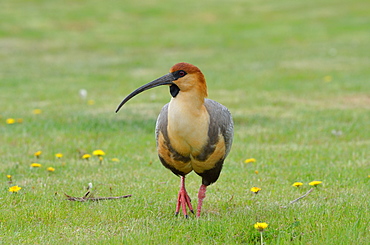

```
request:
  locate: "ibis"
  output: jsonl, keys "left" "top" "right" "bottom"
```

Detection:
{"left": 116, "top": 62, "right": 233, "bottom": 217}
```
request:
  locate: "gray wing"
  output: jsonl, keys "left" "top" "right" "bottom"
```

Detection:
{"left": 155, "top": 103, "right": 169, "bottom": 145}
{"left": 204, "top": 98, "right": 233, "bottom": 158}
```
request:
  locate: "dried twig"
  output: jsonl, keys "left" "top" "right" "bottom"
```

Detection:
{"left": 280, "top": 188, "right": 315, "bottom": 208}
{"left": 64, "top": 193, "right": 132, "bottom": 202}
{"left": 228, "top": 194, "right": 234, "bottom": 202}
{"left": 289, "top": 188, "right": 314, "bottom": 205}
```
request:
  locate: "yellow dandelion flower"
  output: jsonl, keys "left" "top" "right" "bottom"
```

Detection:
{"left": 9, "top": 185, "right": 22, "bottom": 193}
{"left": 111, "top": 158, "right": 119, "bottom": 162}
{"left": 47, "top": 167, "right": 55, "bottom": 172}
{"left": 99, "top": 156, "right": 103, "bottom": 162}
{"left": 292, "top": 182, "right": 303, "bottom": 187}
{"left": 323, "top": 75, "right": 332, "bottom": 83}
{"left": 254, "top": 222, "right": 268, "bottom": 231}
{"left": 309, "top": 181, "right": 322, "bottom": 186}
{"left": 368, "top": 175, "right": 370, "bottom": 178}
{"left": 254, "top": 170, "right": 259, "bottom": 174}
{"left": 34, "top": 151, "right": 42, "bottom": 157}
{"left": 30, "top": 163, "right": 42, "bottom": 168}
{"left": 93, "top": 149, "right": 105, "bottom": 156}
{"left": 6, "top": 118, "right": 16, "bottom": 124}
{"left": 55, "top": 153, "right": 63, "bottom": 158}
{"left": 7, "top": 175, "right": 12, "bottom": 179}
{"left": 32, "top": 109, "right": 42, "bottom": 114}
{"left": 244, "top": 158, "right": 256, "bottom": 164}
{"left": 250, "top": 187, "right": 261, "bottom": 193}
{"left": 82, "top": 154, "right": 91, "bottom": 159}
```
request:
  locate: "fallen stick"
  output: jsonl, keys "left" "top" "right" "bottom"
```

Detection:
{"left": 289, "top": 188, "right": 314, "bottom": 205}
{"left": 64, "top": 193, "right": 132, "bottom": 202}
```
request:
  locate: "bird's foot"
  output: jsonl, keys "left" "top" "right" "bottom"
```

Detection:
{"left": 175, "top": 176, "right": 194, "bottom": 217}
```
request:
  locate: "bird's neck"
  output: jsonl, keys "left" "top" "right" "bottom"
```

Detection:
{"left": 169, "top": 90, "right": 207, "bottom": 120}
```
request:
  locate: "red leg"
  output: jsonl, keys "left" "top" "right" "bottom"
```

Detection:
{"left": 175, "top": 176, "right": 194, "bottom": 217}
{"left": 196, "top": 184, "right": 207, "bottom": 217}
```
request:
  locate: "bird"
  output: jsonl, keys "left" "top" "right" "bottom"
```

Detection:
{"left": 115, "top": 62, "right": 233, "bottom": 217}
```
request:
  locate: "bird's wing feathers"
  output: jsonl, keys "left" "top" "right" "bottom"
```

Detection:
{"left": 204, "top": 98, "right": 233, "bottom": 158}
{"left": 155, "top": 103, "right": 169, "bottom": 143}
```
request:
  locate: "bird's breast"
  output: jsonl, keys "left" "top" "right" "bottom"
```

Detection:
{"left": 167, "top": 101, "right": 210, "bottom": 157}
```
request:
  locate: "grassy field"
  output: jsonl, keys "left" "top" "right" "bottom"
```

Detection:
{"left": 1, "top": 0, "right": 369, "bottom": 244}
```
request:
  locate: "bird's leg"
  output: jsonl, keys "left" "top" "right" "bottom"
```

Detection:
{"left": 175, "top": 176, "right": 194, "bottom": 218}
{"left": 196, "top": 184, "right": 207, "bottom": 217}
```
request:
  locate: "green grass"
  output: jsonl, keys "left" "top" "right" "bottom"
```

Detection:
{"left": 1, "top": 0, "right": 369, "bottom": 244}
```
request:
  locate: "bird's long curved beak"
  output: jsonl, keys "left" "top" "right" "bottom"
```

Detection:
{"left": 115, "top": 73, "right": 175, "bottom": 113}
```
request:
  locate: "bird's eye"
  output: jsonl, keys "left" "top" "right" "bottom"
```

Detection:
{"left": 173, "top": 70, "right": 187, "bottom": 80}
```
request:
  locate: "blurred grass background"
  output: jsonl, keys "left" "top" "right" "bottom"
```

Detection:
{"left": 1, "top": 0, "right": 369, "bottom": 244}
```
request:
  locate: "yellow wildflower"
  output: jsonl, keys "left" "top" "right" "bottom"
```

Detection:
{"left": 323, "top": 75, "right": 332, "bottom": 83}
{"left": 254, "top": 170, "right": 259, "bottom": 174}
{"left": 93, "top": 149, "right": 105, "bottom": 156}
{"left": 292, "top": 182, "right": 303, "bottom": 187}
{"left": 82, "top": 154, "right": 91, "bottom": 159}
{"left": 87, "top": 100, "right": 95, "bottom": 105}
{"left": 309, "top": 181, "right": 322, "bottom": 186}
{"left": 244, "top": 158, "right": 256, "bottom": 164}
{"left": 250, "top": 187, "right": 261, "bottom": 193}
{"left": 34, "top": 151, "right": 42, "bottom": 157}
{"left": 47, "top": 167, "right": 55, "bottom": 172}
{"left": 32, "top": 109, "right": 42, "bottom": 114}
{"left": 30, "top": 163, "right": 42, "bottom": 168}
{"left": 254, "top": 222, "right": 268, "bottom": 231}
{"left": 17, "top": 118, "right": 23, "bottom": 123}
{"left": 55, "top": 153, "right": 63, "bottom": 158}
{"left": 6, "top": 118, "right": 16, "bottom": 124}
{"left": 9, "top": 185, "right": 22, "bottom": 193}
{"left": 111, "top": 158, "right": 119, "bottom": 162}
{"left": 7, "top": 175, "right": 12, "bottom": 179}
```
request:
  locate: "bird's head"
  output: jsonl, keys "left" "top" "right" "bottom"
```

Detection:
{"left": 115, "top": 62, "right": 207, "bottom": 113}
